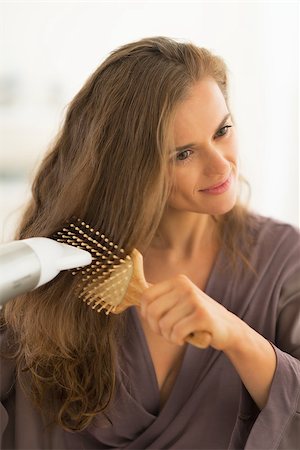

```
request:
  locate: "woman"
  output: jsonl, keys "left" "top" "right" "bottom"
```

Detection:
{"left": 1, "top": 36, "right": 299, "bottom": 449}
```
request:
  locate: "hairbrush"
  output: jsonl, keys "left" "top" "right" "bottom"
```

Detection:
{"left": 51, "top": 217, "right": 212, "bottom": 349}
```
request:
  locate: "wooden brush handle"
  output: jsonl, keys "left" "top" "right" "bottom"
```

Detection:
{"left": 124, "top": 248, "right": 212, "bottom": 350}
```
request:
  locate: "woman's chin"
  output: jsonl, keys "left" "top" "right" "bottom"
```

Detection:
{"left": 203, "top": 195, "right": 238, "bottom": 216}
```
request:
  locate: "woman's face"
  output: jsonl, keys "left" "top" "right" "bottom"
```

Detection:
{"left": 168, "top": 76, "right": 239, "bottom": 216}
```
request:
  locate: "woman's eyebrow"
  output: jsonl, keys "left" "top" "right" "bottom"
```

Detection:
{"left": 174, "top": 112, "right": 232, "bottom": 152}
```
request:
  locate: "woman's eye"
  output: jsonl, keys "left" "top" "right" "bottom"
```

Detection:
{"left": 176, "top": 149, "right": 192, "bottom": 162}
{"left": 175, "top": 124, "right": 233, "bottom": 163}
{"left": 215, "top": 125, "right": 232, "bottom": 138}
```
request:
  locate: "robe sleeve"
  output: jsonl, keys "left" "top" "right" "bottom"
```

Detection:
{"left": 229, "top": 263, "right": 300, "bottom": 449}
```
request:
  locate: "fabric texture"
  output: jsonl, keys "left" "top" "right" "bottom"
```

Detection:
{"left": 1, "top": 212, "right": 299, "bottom": 449}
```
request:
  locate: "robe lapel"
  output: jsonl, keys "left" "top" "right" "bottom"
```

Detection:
{"left": 123, "top": 246, "right": 233, "bottom": 448}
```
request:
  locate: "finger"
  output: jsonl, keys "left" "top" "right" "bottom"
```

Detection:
{"left": 144, "top": 288, "right": 183, "bottom": 334}
{"left": 140, "top": 274, "right": 191, "bottom": 315}
{"left": 157, "top": 301, "right": 196, "bottom": 341}
{"left": 140, "top": 282, "right": 174, "bottom": 317}
{"left": 169, "top": 311, "right": 209, "bottom": 346}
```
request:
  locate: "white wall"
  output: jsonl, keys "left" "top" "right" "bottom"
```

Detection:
{"left": 0, "top": 1, "right": 299, "bottom": 241}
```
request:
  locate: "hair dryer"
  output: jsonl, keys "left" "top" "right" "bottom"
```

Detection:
{"left": 0, "top": 238, "right": 92, "bottom": 306}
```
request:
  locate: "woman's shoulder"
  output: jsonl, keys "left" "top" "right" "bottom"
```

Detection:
{"left": 246, "top": 210, "right": 299, "bottom": 246}
{"left": 245, "top": 210, "right": 300, "bottom": 276}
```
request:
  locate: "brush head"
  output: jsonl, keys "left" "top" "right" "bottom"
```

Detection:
{"left": 51, "top": 217, "right": 140, "bottom": 314}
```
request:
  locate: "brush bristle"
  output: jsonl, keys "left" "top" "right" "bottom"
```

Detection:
{"left": 51, "top": 217, "right": 133, "bottom": 314}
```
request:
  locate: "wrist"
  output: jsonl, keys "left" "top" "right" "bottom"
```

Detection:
{"left": 222, "top": 311, "right": 251, "bottom": 355}
{"left": 223, "top": 314, "right": 275, "bottom": 364}
{"left": 221, "top": 314, "right": 277, "bottom": 410}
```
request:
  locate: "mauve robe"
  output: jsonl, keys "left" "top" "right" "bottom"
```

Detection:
{"left": 1, "top": 212, "right": 300, "bottom": 449}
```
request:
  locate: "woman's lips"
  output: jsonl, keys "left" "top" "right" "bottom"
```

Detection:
{"left": 200, "top": 173, "right": 233, "bottom": 195}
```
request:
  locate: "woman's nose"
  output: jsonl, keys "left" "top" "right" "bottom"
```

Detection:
{"left": 201, "top": 146, "right": 231, "bottom": 176}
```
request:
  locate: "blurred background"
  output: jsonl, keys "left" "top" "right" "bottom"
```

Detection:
{"left": 0, "top": 0, "right": 299, "bottom": 242}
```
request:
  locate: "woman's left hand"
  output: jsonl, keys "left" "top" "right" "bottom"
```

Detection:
{"left": 140, "top": 273, "right": 242, "bottom": 352}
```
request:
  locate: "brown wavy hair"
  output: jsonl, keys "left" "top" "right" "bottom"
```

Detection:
{"left": 1, "top": 36, "right": 258, "bottom": 432}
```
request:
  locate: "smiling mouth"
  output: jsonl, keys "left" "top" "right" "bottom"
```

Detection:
{"left": 200, "top": 172, "right": 231, "bottom": 191}
{"left": 197, "top": 174, "right": 232, "bottom": 195}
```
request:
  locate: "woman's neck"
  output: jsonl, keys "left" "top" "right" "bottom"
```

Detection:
{"left": 149, "top": 211, "right": 218, "bottom": 261}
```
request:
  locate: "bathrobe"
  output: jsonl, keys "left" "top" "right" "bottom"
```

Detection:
{"left": 1, "top": 212, "right": 299, "bottom": 449}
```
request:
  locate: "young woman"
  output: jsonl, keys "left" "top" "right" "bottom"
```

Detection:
{"left": 1, "top": 36, "right": 299, "bottom": 449}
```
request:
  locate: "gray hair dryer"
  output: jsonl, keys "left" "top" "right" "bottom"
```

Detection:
{"left": 0, "top": 238, "right": 92, "bottom": 306}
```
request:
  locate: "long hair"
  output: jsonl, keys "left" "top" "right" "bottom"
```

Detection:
{"left": 1, "top": 36, "right": 257, "bottom": 431}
